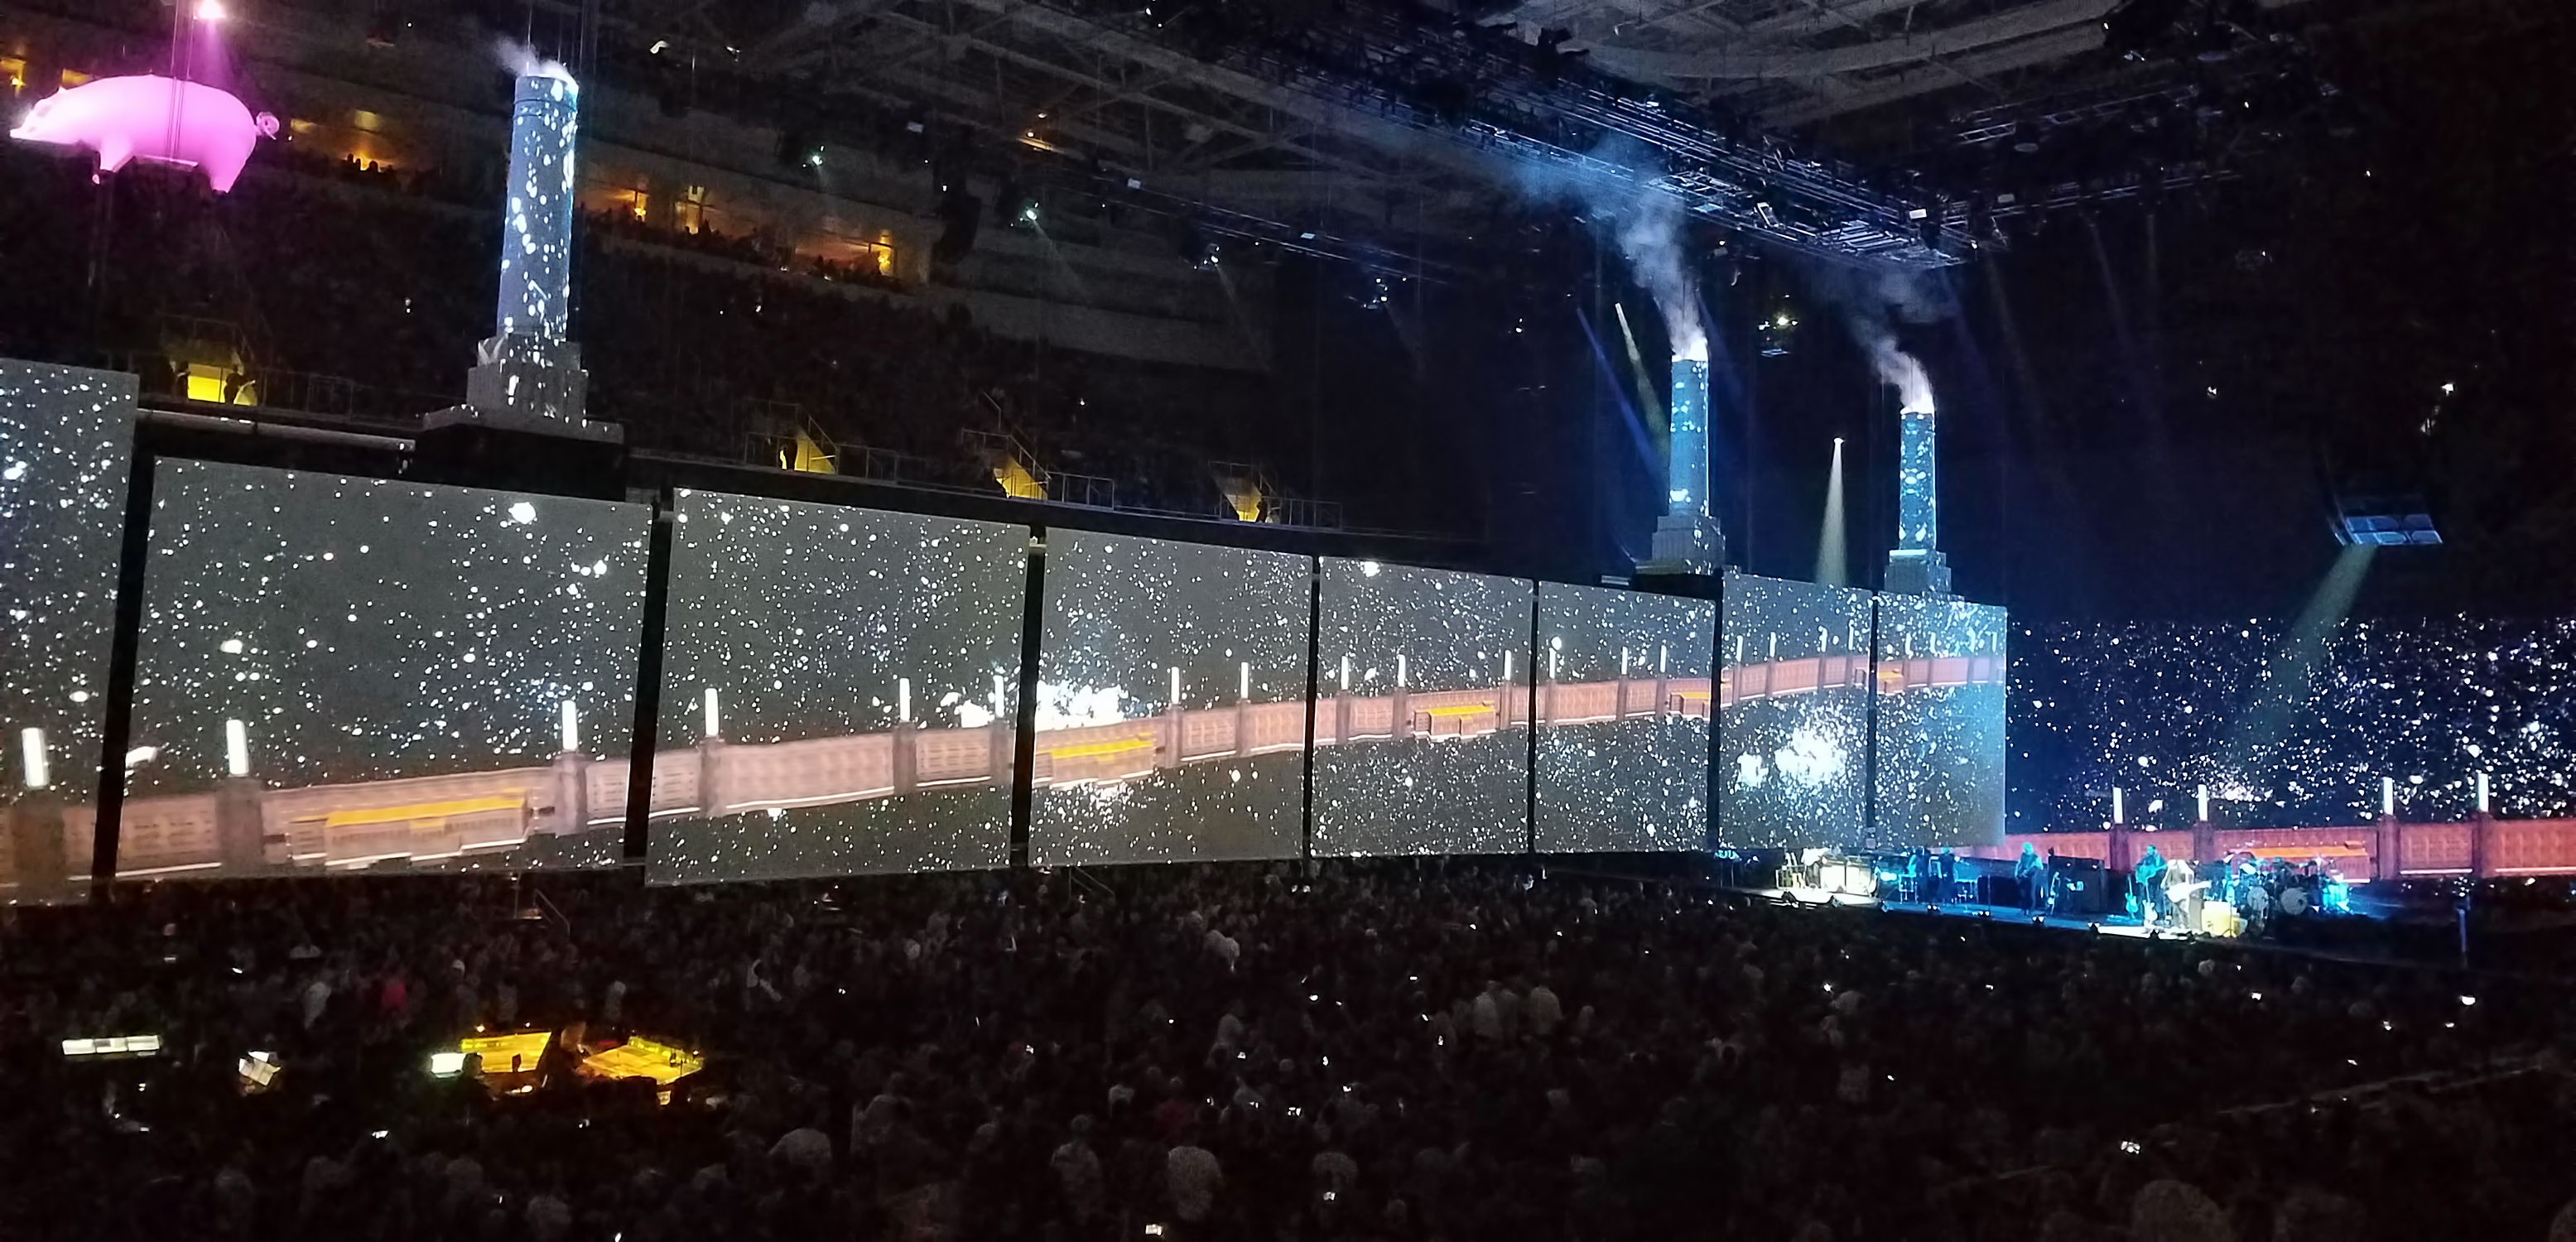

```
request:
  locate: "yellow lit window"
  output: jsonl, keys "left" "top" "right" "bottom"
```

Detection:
{"left": 183, "top": 367, "right": 224, "bottom": 404}
{"left": 2, "top": 58, "right": 26, "bottom": 96}
{"left": 674, "top": 185, "right": 707, "bottom": 233}
{"left": 181, "top": 363, "right": 257, "bottom": 406}
{"left": 58, "top": 68, "right": 90, "bottom": 88}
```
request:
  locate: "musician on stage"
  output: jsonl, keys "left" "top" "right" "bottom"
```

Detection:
{"left": 2014, "top": 842, "right": 2044, "bottom": 913}
{"left": 2164, "top": 854, "right": 2207, "bottom": 933}
{"left": 2133, "top": 845, "right": 2169, "bottom": 924}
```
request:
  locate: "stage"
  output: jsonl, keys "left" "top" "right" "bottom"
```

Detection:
{"left": 1757, "top": 888, "right": 2224, "bottom": 939}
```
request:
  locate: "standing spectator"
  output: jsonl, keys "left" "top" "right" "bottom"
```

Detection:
{"left": 1167, "top": 1129, "right": 1224, "bottom": 1235}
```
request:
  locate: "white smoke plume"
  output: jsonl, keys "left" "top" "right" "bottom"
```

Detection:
{"left": 1814, "top": 263, "right": 1948, "bottom": 415}
{"left": 1864, "top": 332, "right": 1935, "bottom": 415}
{"left": 1515, "top": 140, "right": 1706, "bottom": 363}
{"left": 1616, "top": 193, "right": 1707, "bottom": 363}
{"left": 496, "top": 39, "right": 577, "bottom": 84}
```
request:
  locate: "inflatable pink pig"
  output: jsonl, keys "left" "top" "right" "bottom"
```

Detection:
{"left": 9, "top": 75, "right": 277, "bottom": 192}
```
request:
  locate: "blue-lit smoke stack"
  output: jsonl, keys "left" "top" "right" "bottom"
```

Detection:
{"left": 1668, "top": 357, "right": 1710, "bottom": 522}
{"left": 1641, "top": 355, "right": 1721, "bottom": 573}
{"left": 1875, "top": 339, "right": 1950, "bottom": 595}
{"left": 1896, "top": 409, "right": 1935, "bottom": 551}
{"left": 458, "top": 60, "right": 595, "bottom": 431}
{"left": 497, "top": 73, "right": 577, "bottom": 344}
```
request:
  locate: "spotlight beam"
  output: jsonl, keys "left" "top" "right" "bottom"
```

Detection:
{"left": 1815, "top": 437, "right": 1848, "bottom": 586}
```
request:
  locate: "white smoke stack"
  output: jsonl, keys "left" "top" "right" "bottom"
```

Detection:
{"left": 452, "top": 40, "right": 597, "bottom": 431}
{"left": 1862, "top": 325, "right": 1947, "bottom": 593}
{"left": 493, "top": 54, "right": 580, "bottom": 344}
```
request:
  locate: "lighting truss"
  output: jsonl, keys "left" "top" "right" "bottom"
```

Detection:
{"left": 1143, "top": 0, "right": 1978, "bottom": 266}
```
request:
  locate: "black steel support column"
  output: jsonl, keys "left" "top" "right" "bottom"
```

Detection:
{"left": 1299, "top": 557, "right": 1322, "bottom": 861}
{"left": 89, "top": 445, "right": 156, "bottom": 901}
{"left": 1009, "top": 528, "right": 1047, "bottom": 869}
{"left": 1524, "top": 582, "right": 1540, "bottom": 857}
{"left": 622, "top": 490, "right": 675, "bottom": 864}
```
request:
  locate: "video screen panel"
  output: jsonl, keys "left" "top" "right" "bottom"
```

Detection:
{"left": 123, "top": 462, "right": 648, "bottom": 876}
{"left": 1032, "top": 530, "right": 1310, "bottom": 865}
{"left": 2014, "top": 618, "right": 2576, "bottom": 830}
{"left": 1534, "top": 584, "right": 1714, "bottom": 853}
{"left": 652, "top": 493, "right": 1025, "bottom": 881}
{"left": 1716, "top": 575, "right": 1875, "bottom": 849}
{"left": 0, "top": 363, "right": 137, "bottom": 902}
{"left": 1873, "top": 595, "right": 2009, "bottom": 848}
{"left": 1312, "top": 559, "right": 1532, "bottom": 857}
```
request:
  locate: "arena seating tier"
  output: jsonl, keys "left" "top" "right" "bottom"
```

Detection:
{"left": 0, "top": 141, "right": 1288, "bottom": 522}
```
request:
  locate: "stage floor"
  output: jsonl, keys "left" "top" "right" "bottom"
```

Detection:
{"left": 1736, "top": 887, "right": 2453, "bottom": 970}
{"left": 1757, "top": 888, "right": 2212, "bottom": 939}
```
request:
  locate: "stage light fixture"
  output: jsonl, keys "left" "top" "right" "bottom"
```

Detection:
{"left": 1758, "top": 306, "right": 1798, "bottom": 357}
{"left": 2333, "top": 477, "right": 2441, "bottom": 546}
{"left": 2335, "top": 508, "right": 2439, "bottom": 546}
{"left": 194, "top": 0, "right": 227, "bottom": 22}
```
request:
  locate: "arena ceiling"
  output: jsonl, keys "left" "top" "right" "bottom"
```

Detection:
{"left": 1492, "top": 0, "right": 2320, "bottom": 128}
{"left": 561, "top": 0, "right": 2336, "bottom": 257}
{"left": 587, "top": 0, "right": 1522, "bottom": 243}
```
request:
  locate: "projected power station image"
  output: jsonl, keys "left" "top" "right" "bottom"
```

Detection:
{"left": 651, "top": 493, "right": 1026, "bottom": 882}
{"left": 1872, "top": 595, "right": 2009, "bottom": 848}
{"left": 1312, "top": 559, "right": 1534, "bottom": 856}
{"left": 0, "top": 362, "right": 136, "bottom": 903}
{"left": 1717, "top": 575, "right": 1875, "bottom": 848}
{"left": 1534, "top": 583, "right": 1715, "bottom": 853}
{"left": 1032, "top": 531, "right": 1311, "bottom": 866}
{"left": 118, "top": 462, "right": 649, "bottom": 877}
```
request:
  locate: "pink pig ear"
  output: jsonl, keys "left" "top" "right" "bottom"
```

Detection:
{"left": 254, "top": 112, "right": 281, "bottom": 137}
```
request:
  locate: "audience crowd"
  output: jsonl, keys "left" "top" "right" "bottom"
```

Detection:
{"left": 3, "top": 859, "right": 2572, "bottom": 1242}
{"left": 0, "top": 142, "right": 1285, "bottom": 519}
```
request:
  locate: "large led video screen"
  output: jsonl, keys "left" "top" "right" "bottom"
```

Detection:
{"left": 0, "top": 362, "right": 136, "bottom": 902}
{"left": 1312, "top": 559, "right": 1532, "bottom": 857}
{"left": 1873, "top": 595, "right": 2008, "bottom": 848}
{"left": 123, "top": 462, "right": 648, "bottom": 876}
{"left": 1533, "top": 583, "right": 1714, "bottom": 853}
{"left": 652, "top": 493, "right": 1025, "bottom": 881}
{"left": 1716, "top": 575, "right": 1875, "bottom": 848}
{"left": 2012, "top": 617, "right": 2576, "bottom": 830}
{"left": 1031, "top": 530, "right": 1310, "bottom": 865}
